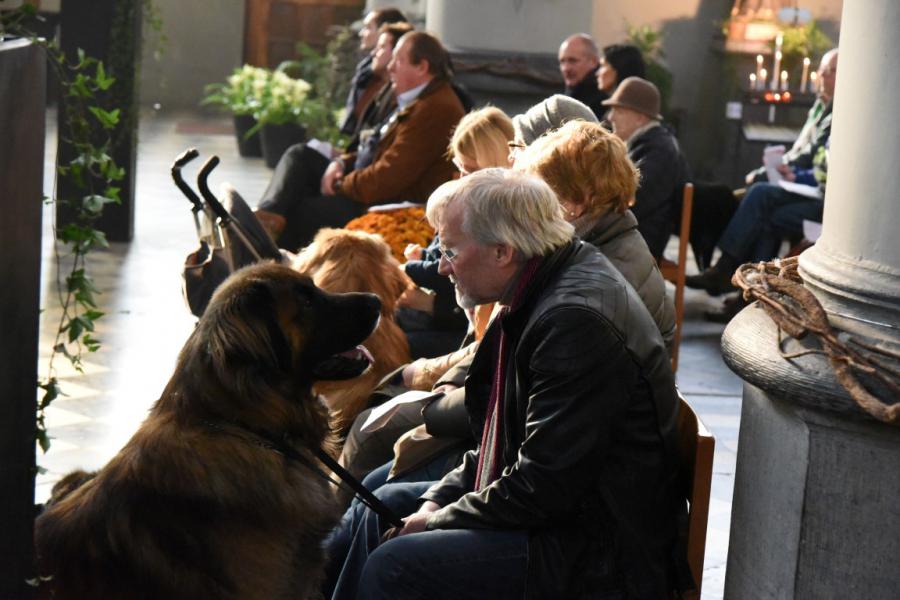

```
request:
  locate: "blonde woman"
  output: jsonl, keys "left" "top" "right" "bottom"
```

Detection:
{"left": 448, "top": 106, "right": 516, "bottom": 175}
{"left": 514, "top": 119, "right": 676, "bottom": 348}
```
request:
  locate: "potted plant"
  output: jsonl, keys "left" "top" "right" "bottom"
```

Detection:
{"left": 202, "top": 65, "right": 269, "bottom": 158}
{"left": 254, "top": 66, "right": 314, "bottom": 168}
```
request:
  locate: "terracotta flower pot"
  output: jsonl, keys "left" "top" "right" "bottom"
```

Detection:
{"left": 259, "top": 122, "right": 306, "bottom": 168}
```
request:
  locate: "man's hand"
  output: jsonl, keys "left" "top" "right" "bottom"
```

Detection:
{"left": 320, "top": 161, "right": 344, "bottom": 195}
{"left": 397, "top": 501, "right": 440, "bottom": 537}
{"left": 776, "top": 163, "right": 796, "bottom": 182}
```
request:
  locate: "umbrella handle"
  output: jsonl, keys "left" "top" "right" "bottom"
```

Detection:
{"left": 171, "top": 148, "right": 204, "bottom": 212}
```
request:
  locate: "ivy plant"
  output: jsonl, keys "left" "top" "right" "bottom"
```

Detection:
{"left": 2, "top": 5, "right": 125, "bottom": 459}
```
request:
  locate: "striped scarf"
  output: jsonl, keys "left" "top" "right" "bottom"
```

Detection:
{"left": 474, "top": 256, "right": 542, "bottom": 491}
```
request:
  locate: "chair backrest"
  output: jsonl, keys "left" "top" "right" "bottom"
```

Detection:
{"left": 659, "top": 183, "right": 694, "bottom": 372}
{"left": 676, "top": 391, "right": 715, "bottom": 600}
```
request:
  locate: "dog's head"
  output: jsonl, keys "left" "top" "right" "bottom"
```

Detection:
{"left": 170, "top": 263, "right": 381, "bottom": 429}
{"left": 291, "top": 228, "right": 411, "bottom": 315}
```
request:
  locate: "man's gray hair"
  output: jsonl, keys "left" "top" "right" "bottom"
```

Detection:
{"left": 426, "top": 168, "right": 574, "bottom": 259}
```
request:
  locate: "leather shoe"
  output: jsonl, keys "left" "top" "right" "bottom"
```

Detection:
{"left": 685, "top": 267, "right": 736, "bottom": 296}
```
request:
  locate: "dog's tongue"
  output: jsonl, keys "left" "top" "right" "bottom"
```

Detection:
{"left": 338, "top": 345, "right": 374, "bottom": 364}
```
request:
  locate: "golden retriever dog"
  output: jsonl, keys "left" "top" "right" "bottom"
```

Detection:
{"left": 291, "top": 228, "right": 412, "bottom": 433}
{"left": 34, "top": 263, "right": 381, "bottom": 600}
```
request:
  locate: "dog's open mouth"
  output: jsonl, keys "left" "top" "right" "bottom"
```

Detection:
{"left": 311, "top": 344, "right": 375, "bottom": 381}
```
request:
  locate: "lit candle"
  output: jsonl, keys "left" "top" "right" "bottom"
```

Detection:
{"left": 800, "top": 57, "right": 811, "bottom": 93}
{"left": 771, "top": 51, "right": 782, "bottom": 90}
{"left": 809, "top": 71, "right": 818, "bottom": 94}
{"left": 775, "top": 32, "right": 783, "bottom": 52}
{"left": 780, "top": 70, "right": 788, "bottom": 91}
{"left": 759, "top": 68, "right": 768, "bottom": 91}
{"left": 756, "top": 54, "right": 764, "bottom": 81}
{"left": 749, "top": 73, "right": 757, "bottom": 90}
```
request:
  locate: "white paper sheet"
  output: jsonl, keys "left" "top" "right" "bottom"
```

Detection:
{"left": 360, "top": 390, "right": 443, "bottom": 433}
{"left": 764, "top": 145, "right": 786, "bottom": 183}
{"left": 778, "top": 180, "right": 823, "bottom": 200}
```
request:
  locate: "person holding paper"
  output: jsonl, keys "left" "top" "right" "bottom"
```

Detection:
{"left": 323, "top": 170, "right": 690, "bottom": 599}
{"left": 686, "top": 139, "right": 830, "bottom": 297}
{"left": 745, "top": 48, "right": 838, "bottom": 185}
{"left": 686, "top": 49, "right": 837, "bottom": 299}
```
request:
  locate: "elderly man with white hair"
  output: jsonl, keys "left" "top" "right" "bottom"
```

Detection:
{"left": 322, "top": 169, "right": 690, "bottom": 600}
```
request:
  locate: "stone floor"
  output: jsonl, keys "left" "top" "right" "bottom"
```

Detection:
{"left": 35, "top": 109, "right": 743, "bottom": 599}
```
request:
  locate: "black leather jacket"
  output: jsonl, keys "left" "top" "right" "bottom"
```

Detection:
{"left": 421, "top": 241, "right": 686, "bottom": 599}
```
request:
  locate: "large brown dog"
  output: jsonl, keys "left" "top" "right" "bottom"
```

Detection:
{"left": 34, "top": 263, "right": 381, "bottom": 600}
{"left": 291, "top": 228, "right": 412, "bottom": 433}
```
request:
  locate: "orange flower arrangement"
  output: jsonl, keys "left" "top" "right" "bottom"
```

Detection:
{"left": 345, "top": 207, "right": 435, "bottom": 261}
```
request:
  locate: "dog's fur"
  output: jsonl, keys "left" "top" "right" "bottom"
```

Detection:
{"left": 291, "top": 228, "right": 412, "bottom": 433}
{"left": 34, "top": 263, "right": 381, "bottom": 600}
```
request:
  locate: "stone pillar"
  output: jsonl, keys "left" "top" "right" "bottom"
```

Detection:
{"left": 721, "top": 2, "right": 900, "bottom": 598}
{"left": 798, "top": 1, "right": 900, "bottom": 341}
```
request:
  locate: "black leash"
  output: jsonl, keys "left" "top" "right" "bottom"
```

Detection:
{"left": 205, "top": 421, "right": 404, "bottom": 528}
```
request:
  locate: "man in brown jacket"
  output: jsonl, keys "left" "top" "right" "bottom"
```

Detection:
{"left": 259, "top": 31, "right": 465, "bottom": 250}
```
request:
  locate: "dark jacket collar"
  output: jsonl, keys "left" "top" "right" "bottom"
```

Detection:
{"left": 501, "top": 240, "right": 580, "bottom": 331}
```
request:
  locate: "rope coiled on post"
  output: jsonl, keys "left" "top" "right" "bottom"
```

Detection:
{"left": 732, "top": 256, "right": 900, "bottom": 425}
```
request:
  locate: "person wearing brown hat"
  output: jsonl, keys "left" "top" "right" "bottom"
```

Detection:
{"left": 603, "top": 76, "right": 690, "bottom": 260}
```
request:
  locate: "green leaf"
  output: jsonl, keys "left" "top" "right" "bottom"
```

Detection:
{"left": 36, "top": 428, "right": 52, "bottom": 453}
{"left": 88, "top": 106, "right": 120, "bottom": 130}
{"left": 82, "top": 194, "right": 109, "bottom": 215}
{"left": 94, "top": 62, "right": 116, "bottom": 91}
{"left": 67, "top": 317, "right": 84, "bottom": 342}
{"left": 83, "top": 334, "right": 102, "bottom": 352}
{"left": 84, "top": 309, "right": 105, "bottom": 321}
{"left": 38, "top": 378, "right": 59, "bottom": 408}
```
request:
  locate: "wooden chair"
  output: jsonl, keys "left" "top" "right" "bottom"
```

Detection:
{"left": 659, "top": 183, "right": 694, "bottom": 373}
{"left": 676, "top": 391, "right": 715, "bottom": 600}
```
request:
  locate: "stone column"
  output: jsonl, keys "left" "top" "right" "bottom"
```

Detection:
{"left": 721, "top": 2, "right": 900, "bottom": 598}
{"left": 798, "top": 1, "right": 900, "bottom": 341}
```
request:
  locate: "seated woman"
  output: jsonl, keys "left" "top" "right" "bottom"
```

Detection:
{"left": 515, "top": 119, "right": 676, "bottom": 347}
{"left": 595, "top": 43, "right": 647, "bottom": 104}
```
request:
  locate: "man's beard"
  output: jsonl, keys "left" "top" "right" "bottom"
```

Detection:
{"left": 452, "top": 278, "right": 479, "bottom": 311}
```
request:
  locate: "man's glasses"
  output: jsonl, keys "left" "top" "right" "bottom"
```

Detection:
{"left": 439, "top": 244, "right": 459, "bottom": 263}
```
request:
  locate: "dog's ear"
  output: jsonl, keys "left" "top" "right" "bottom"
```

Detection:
{"left": 207, "top": 279, "right": 292, "bottom": 376}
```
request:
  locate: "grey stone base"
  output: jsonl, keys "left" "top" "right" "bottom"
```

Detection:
{"left": 725, "top": 384, "right": 900, "bottom": 599}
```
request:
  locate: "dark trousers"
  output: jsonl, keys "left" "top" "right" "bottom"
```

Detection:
{"left": 324, "top": 481, "right": 528, "bottom": 600}
{"left": 257, "top": 143, "right": 365, "bottom": 251}
{"left": 718, "top": 182, "right": 823, "bottom": 263}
